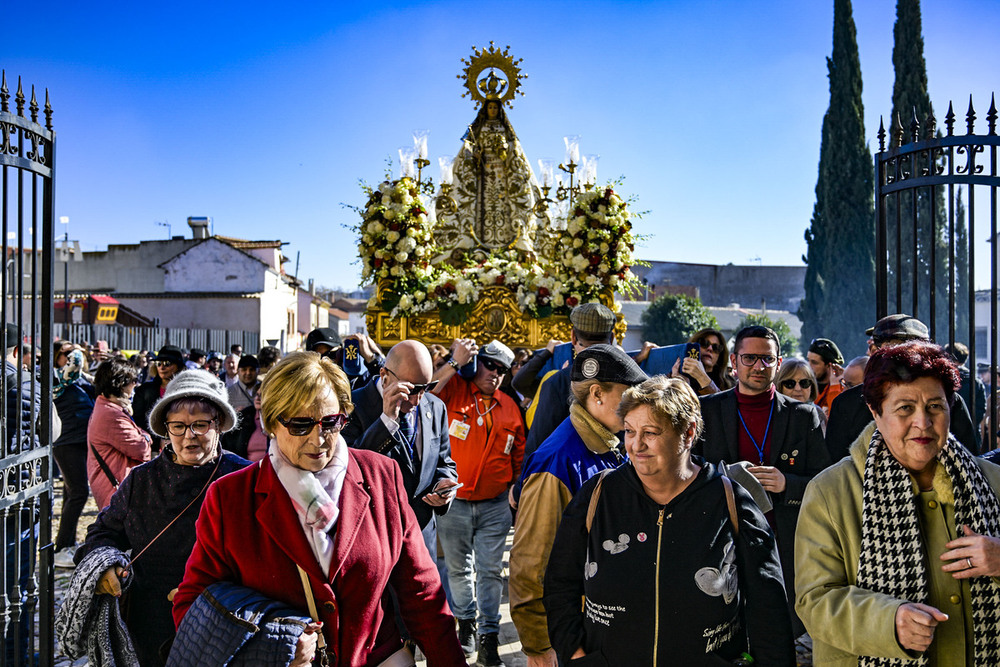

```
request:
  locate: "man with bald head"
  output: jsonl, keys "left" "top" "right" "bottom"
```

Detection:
{"left": 341, "top": 339, "right": 459, "bottom": 557}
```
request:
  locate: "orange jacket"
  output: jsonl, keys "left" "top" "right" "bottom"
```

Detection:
{"left": 815, "top": 382, "right": 842, "bottom": 415}
{"left": 438, "top": 376, "right": 525, "bottom": 501}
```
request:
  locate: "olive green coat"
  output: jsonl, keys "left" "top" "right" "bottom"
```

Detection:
{"left": 794, "top": 423, "right": 1000, "bottom": 666}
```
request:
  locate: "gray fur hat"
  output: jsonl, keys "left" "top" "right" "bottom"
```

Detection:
{"left": 147, "top": 369, "right": 238, "bottom": 437}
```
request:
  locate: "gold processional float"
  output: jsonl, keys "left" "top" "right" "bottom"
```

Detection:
{"left": 358, "top": 44, "right": 644, "bottom": 349}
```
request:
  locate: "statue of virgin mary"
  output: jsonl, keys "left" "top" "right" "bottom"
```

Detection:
{"left": 434, "top": 97, "right": 543, "bottom": 258}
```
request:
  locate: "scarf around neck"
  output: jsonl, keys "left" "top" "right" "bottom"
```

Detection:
{"left": 856, "top": 429, "right": 1000, "bottom": 666}
{"left": 569, "top": 401, "right": 620, "bottom": 455}
{"left": 268, "top": 437, "right": 349, "bottom": 578}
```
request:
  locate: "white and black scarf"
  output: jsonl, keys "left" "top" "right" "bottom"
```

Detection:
{"left": 857, "top": 430, "right": 1000, "bottom": 666}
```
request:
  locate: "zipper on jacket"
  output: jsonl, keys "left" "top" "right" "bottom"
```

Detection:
{"left": 653, "top": 507, "right": 665, "bottom": 667}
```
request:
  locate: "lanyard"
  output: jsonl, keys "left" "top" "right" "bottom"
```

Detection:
{"left": 736, "top": 400, "right": 774, "bottom": 465}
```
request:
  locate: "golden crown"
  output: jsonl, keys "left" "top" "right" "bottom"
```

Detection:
{"left": 458, "top": 42, "right": 526, "bottom": 108}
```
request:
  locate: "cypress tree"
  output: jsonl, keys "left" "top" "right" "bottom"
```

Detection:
{"left": 799, "top": 0, "right": 874, "bottom": 358}
{"left": 887, "top": 0, "right": 954, "bottom": 340}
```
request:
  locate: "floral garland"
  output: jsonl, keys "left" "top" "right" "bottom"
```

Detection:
{"left": 551, "top": 186, "right": 643, "bottom": 304}
{"left": 358, "top": 178, "right": 435, "bottom": 287}
{"left": 356, "top": 179, "right": 642, "bottom": 321}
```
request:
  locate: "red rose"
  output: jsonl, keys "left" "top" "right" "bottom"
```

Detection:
{"left": 574, "top": 207, "right": 585, "bottom": 217}
{"left": 604, "top": 188, "right": 613, "bottom": 198}
{"left": 566, "top": 296, "right": 579, "bottom": 307}
{"left": 374, "top": 258, "right": 383, "bottom": 268}
{"left": 538, "top": 287, "right": 550, "bottom": 297}
{"left": 589, "top": 256, "right": 601, "bottom": 265}
{"left": 496, "top": 275, "right": 505, "bottom": 285}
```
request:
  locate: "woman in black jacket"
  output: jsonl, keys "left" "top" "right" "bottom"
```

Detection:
{"left": 544, "top": 376, "right": 794, "bottom": 666}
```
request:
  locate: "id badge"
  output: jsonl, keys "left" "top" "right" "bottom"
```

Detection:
{"left": 449, "top": 419, "right": 470, "bottom": 440}
{"left": 504, "top": 433, "right": 515, "bottom": 454}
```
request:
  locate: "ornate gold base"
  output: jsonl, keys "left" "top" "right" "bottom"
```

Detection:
{"left": 367, "top": 285, "right": 626, "bottom": 349}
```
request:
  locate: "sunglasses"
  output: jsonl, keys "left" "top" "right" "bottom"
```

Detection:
{"left": 480, "top": 358, "right": 508, "bottom": 373}
{"left": 384, "top": 367, "right": 439, "bottom": 394}
{"left": 165, "top": 420, "right": 216, "bottom": 437}
{"left": 739, "top": 354, "right": 778, "bottom": 368}
{"left": 155, "top": 360, "right": 176, "bottom": 368}
{"left": 278, "top": 413, "right": 350, "bottom": 437}
{"left": 699, "top": 342, "right": 721, "bottom": 353}
{"left": 780, "top": 378, "right": 812, "bottom": 390}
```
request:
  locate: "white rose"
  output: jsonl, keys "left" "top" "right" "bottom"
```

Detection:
{"left": 398, "top": 295, "right": 413, "bottom": 310}
{"left": 386, "top": 231, "right": 400, "bottom": 243}
{"left": 395, "top": 251, "right": 408, "bottom": 262}
{"left": 600, "top": 242, "right": 609, "bottom": 253}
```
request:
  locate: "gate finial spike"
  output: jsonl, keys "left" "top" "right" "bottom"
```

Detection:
{"left": 966, "top": 95, "right": 977, "bottom": 135}
{"left": 15, "top": 76, "right": 24, "bottom": 116}
{"left": 893, "top": 112, "right": 905, "bottom": 147}
{"left": 924, "top": 109, "right": 936, "bottom": 140}
{"left": 909, "top": 107, "right": 920, "bottom": 143}
{"left": 0, "top": 70, "right": 8, "bottom": 113}
{"left": 878, "top": 116, "right": 886, "bottom": 151}
{"left": 945, "top": 101, "right": 956, "bottom": 136}
{"left": 987, "top": 94, "right": 998, "bottom": 136}
{"left": 44, "top": 89, "right": 53, "bottom": 131}
{"left": 29, "top": 86, "right": 38, "bottom": 123}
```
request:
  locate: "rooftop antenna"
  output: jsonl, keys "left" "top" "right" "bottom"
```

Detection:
{"left": 155, "top": 220, "right": 171, "bottom": 239}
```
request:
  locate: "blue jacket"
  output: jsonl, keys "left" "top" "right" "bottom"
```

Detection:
{"left": 166, "top": 582, "right": 312, "bottom": 667}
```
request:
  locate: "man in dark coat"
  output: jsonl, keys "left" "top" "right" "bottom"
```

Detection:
{"left": 516, "top": 303, "right": 617, "bottom": 460}
{"left": 341, "top": 339, "right": 458, "bottom": 557}
{"left": 825, "top": 314, "right": 980, "bottom": 460}
{"left": 695, "top": 325, "right": 830, "bottom": 637}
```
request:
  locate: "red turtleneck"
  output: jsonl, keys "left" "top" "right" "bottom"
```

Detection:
{"left": 735, "top": 384, "right": 776, "bottom": 466}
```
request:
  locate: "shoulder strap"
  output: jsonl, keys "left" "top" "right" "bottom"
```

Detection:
{"left": 721, "top": 475, "right": 739, "bottom": 536}
{"left": 296, "top": 565, "right": 329, "bottom": 658}
{"left": 585, "top": 468, "right": 613, "bottom": 533}
{"left": 90, "top": 444, "right": 120, "bottom": 489}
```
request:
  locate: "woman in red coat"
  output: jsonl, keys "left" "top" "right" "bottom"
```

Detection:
{"left": 173, "top": 351, "right": 465, "bottom": 667}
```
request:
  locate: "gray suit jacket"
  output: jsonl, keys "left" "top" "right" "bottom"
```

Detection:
{"left": 342, "top": 378, "right": 457, "bottom": 529}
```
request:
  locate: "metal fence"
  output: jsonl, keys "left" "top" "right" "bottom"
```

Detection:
{"left": 53, "top": 323, "right": 260, "bottom": 355}
{"left": 0, "top": 71, "right": 56, "bottom": 666}
{"left": 875, "top": 95, "right": 999, "bottom": 446}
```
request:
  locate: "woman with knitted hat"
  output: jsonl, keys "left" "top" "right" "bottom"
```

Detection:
{"left": 59, "top": 370, "right": 249, "bottom": 667}
{"left": 796, "top": 341, "right": 1000, "bottom": 666}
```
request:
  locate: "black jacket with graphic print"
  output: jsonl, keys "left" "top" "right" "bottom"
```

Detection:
{"left": 544, "top": 458, "right": 794, "bottom": 666}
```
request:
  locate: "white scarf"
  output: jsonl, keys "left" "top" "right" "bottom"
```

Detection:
{"left": 268, "top": 437, "right": 349, "bottom": 578}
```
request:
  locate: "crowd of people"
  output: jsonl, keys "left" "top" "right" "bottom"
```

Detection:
{"left": 18, "top": 307, "right": 998, "bottom": 667}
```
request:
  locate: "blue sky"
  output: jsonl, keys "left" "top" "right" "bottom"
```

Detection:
{"left": 4, "top": 0, "right": 998, "bottom": 293}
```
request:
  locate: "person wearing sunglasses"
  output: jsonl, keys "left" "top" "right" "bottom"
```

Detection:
{"left": 431, "top": 338, "right": 525, "bottom": 666}
{"left": 687, "top": 327, "right": 736, "bottom": 394}
{"left": 66, "top": 369, "right": 248, "bottom": 667}
{"left": 696, "top": 325, "right": 830, "bottom": 638}
{"left": 775, "top": 359, "right": 820, "bottom": 406}
{"left": 131, "top": 344, "right": 185, "bottom": 445}
{"left": 173, "top": 352, "right": 465, "bottom": 667}
{"left": 341, "top": 340, "right": 458, "bottom": 563}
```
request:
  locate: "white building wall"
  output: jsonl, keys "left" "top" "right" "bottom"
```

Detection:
{"left": 115, "top": 296, "right": 261, "bottom": 330}
{"left": 258, "top": 271, "right": 297, "bottom": 350}
{"left": 163, "top": 240, "right": 266, "bottom": 293}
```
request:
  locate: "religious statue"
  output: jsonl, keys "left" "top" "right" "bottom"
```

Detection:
{"left": 434, "top": 45, "right": 544, "bottom": 262}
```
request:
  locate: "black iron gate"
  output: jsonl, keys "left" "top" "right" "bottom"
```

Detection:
{"left": 0, "top": 71, "right": 56, "bottom": 666}
{"left": 875, "top": 95, "right": 999, "bottom": 449}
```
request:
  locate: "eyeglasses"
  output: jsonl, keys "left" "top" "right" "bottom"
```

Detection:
{"left": 480, "top": 358, "right": 508, "bottom": 373}
{"left": 165, "top": 420, "right": 217, "bottom": 437}
{"left": 384, "top": 367, "right": 439, "bottom": 394}
{"left": 840, "top": 377, "right": 860, "bottom": 390}
{"left": 739, "top": 354, "right": 778, "bottom": 368}
{"left": 277, "top": 413, "right": 350, "bottom": 437}
{"left": 780, "top": 378, "right": 812, "bottom": 390}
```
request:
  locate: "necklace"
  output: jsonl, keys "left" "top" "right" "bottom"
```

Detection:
{"left": 474, "top": 396, "right": 498, "bottom": 426}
